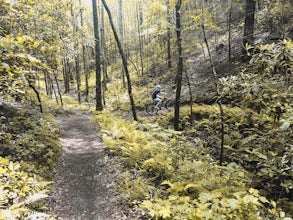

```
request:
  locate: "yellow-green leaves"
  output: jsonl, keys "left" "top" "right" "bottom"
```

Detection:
{"left": 33, "top": 40, "right": 40, "bottom": 48}
{"left": 16, "top": 36, "right": 26, "bottom": 45}
{"left": 0, "top": 34, "right": 45, "bottom": 100}
{"left": 0, "top": 157, "right": 54, "bottom": 219}
{"left": 96, "top": 111, "right": 280, "bottom": 219}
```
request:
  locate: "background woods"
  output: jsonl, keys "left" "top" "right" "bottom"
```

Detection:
{"left": 0, "top": 0, "right": 292, "bottom": 219}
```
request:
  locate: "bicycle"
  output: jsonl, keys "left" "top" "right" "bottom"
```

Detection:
{"left": 145, "top": 93, "right": 172, "bottom": 116}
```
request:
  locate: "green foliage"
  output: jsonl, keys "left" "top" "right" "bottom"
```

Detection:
{"left": 94, "top": 112, "right": 162, "bottom": 168}
{"left": 141, "top": 151, "right": 175, "bottom": 181}
{"left": 95, "top": 110, "right": 290, "bottom": 219}
{"left": 141, "top": 186, "right": 281, "bottom": 220}
{"left": 219, "top": 72, "right": 292, "bottom": 116}
{"left": 210, "top": 40, "right": 293, "bottom": 215}
{"left": 117, "top": 171, "right": 154, "bottom": 205}
{"left": 0, "top": 35, "right": 46, "bottom": 100}
{"left": 0, "top": 109, "right": 61, "bottom": 178}
{"left": 190, "top": 8, "right": 222, "bottom": 32}
{"left": 0, "top": 157, "right": 55, "bottom": 220}
{"left": 176, "top": 103, "right": 292, "bottom": 214}
{"left": 258, "top": 1, "right": 293, "bottom": 30}
{"left": 139, "top": 161, "right": 277, "bottom": 219}
{"left": 0, "top": 0, "right": 75, "bottom": 106}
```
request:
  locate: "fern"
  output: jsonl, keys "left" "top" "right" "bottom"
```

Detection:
{"left": 24, "top": 193, "right": 49, "bottom": 205}
{"left": 0, "top": 157, "right": 54, "bottom": 219}
{"left": 94, "top": 107, "right": 291, "bottom": 219}
{"left": 0, "top": 209, "right": 17, "bottom": 220}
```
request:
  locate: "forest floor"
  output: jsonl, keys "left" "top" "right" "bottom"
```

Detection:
{"left": 49, "top": 110, "right": 125, "bottom": 220}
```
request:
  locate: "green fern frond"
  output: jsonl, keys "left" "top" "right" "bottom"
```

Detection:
{"left": 0, "top": 209, "right": 18, "bottom": 220}
{"left": 0, "top": 188, "right": 8, "bottom": 207}
{"left": 24, "top": 193, "right": 49, "bottom": 205}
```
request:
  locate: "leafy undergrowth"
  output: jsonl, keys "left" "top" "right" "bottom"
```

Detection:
{"left": 94, "top": 110, "right": 291, "bottom": 220}
{"left": 95, "top": 40, "right": 293, "bottom": 219}
{"left": 0, "top": 157, "right": 54, "bottom": 219}
{"left": 0, "top": 107, "right": 61, "bottom": 179}
{"left": 157, "top": 104, "right": 292, "bottom": 215}
{"left": 0, "top": 103, "right": 61, "bottom": 219}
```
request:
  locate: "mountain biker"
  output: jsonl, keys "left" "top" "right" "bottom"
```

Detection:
{"left": 152, "top": 85, "right": 163, "bottom": 110}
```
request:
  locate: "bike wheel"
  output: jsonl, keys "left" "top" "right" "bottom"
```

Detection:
{"left": 164, "top": 100, "right": 172, "bottom": 111}
{"left": 146, "top": 103, "right": 158, "bottom": 115}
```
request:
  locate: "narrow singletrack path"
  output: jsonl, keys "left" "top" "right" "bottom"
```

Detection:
{"left": 50, "top": 110, "right": 120, "bottom": 220}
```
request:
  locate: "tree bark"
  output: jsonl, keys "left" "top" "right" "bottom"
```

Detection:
{"left": 185, "top": 71, "right": 194, "bottom": 126}
{"left": 174, "top": 0, "right": 183, "bottom": 131}
{"left": 201, "top": 0, "right": 225, "bottom": 165}
{"left": 75, "top": 54, "right": 81, "bottom": 104}
{"left": 100, "top": 3, "right": 108, "bottom": 107}
{"left": 101, "top": 4, "right": 108, "bottom": 83}
{"left": 44, "top": 71, "right": 50, "bottom": 95}
{"left": 118, "top": 0, "right": 126, "bottom": 88}
{"left": 101, "top": 0, "right": 137, "bottom": 121}
{"left": 228, "top": 1, "right": 232, "bottom": 62}
{"left": 243, "top": 0, "right": 256, "bottom": 51}
{"left": 70, "top": 2, "right": 81, "bottom": 104}
{"left": 29, "top": 83, "right": 43, "bottom": 113}
{"left": 136, "top": 2, "right": 144, "bottom": 75}
{"left": 53, "top": 70, "right": 63, "bottom": 107}
{"left": 63, "top": 57, "right": 70, "bottom": 93}
{"left": 92, "top": 0, "right": 103, "bottom": 111}
{"left": 79, "top": 0, "right": 89, "bottom": 101}
{"left": 167, "top": 0, "right": 172, "bottom": 68}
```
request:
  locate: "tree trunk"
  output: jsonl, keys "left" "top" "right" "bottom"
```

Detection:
{"left": 44, "top": 71, "right": 49, "bottom": 95}
{"left": 100, "top": 3, "right": 108, "bottom": 107}
{"left": 70, "top": 1, "right": 81, "bottom": 103}
{"left": 63, "top": 57, "right": 70, "bottom": 93}
{"left": 136, "top": 2, "right": 144, "bottom": 75}
{"left": 53, "top": 70, "right": 63, "bottom": 107}
{"left": 201, "top": 0, "right": 225, "bottom": 165}
{"left": 185, "top": 71, "right": 194, "bottom": 126}
{"left": 29, "top": 83, "right": 43, "bottom": 113}
{"left": 243, "top": 0, "right": 256, "bottom": 50}
{"left": 50, "top": 77, "right": 59, "bottom": 105}
{"left": 92, "top": 0, "right": 103, "bottom": 111}
{"left": 101, "top": 0, "right": 137, "bottom": 121}
{"left": 167, "top": 0, "right": 172, "bottom": 68}
{"left": 101, "top": 4, "right": 108, "bottom": 83}
{"left": 228, "top": 1, "right": 232, "bottom": 62}
{"left": 79, "top": 0, "right": 89, "bottom": 101}
{"left": 174, "top": 0, "right": 183, "bottom": 131}
{"left": 75, "top": 54, "right": 81, "bottom": 104}
{"left": 118, "top": 0, "right": 126, "bottom": 88}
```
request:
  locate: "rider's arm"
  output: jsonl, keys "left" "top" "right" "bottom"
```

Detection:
{"left": 156, "top": 92, "right": 165, "bottom": 99}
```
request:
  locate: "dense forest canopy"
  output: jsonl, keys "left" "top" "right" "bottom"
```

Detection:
{"left": 0, "top": 0, "right": 292, "bottom": 219}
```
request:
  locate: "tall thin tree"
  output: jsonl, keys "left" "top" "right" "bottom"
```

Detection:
{"left": 100, "top": 4, "right": 108, "bottom": 82}
{"left": 228, "top": 0, "right": 232, "bottom": 62}
{"left": 243, "top": 0, "right": 256, "bottom": 53}
{"left": 118, "top": 0, "right": 126, "bottom": 88}
{"left": 167, "top": 0, "right": 172, "bottom": 68}
{"left": 70, "top": 2, "right": 81, "bottom": 104}
{"left": 92, "top": 0, "right": 103, "bottom": 111}
{"left": 174, "top": 0, "right": 183, "bottom": 131}
{"left": 201, "top": 0, "right": 225, "bottom": 165}
{"left": 79, "top": 0, "right": 89, "bottom": 101}
{"left": 101, "top": 0, "right": 137, "bottom": 121}
{"left": 100, "top": 3, "right": 108, "bottom": 106}
{"left": 136, "top": 2, "right": 144, "bottom": 75}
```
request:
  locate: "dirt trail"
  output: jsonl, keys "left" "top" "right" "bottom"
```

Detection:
{"left": 50, "top": 110, "right": 121, "bottom": 220}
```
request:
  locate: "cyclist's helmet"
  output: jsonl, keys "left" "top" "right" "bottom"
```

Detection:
{"left": 156, "top": 85, "right": 161, "bottom": 89}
